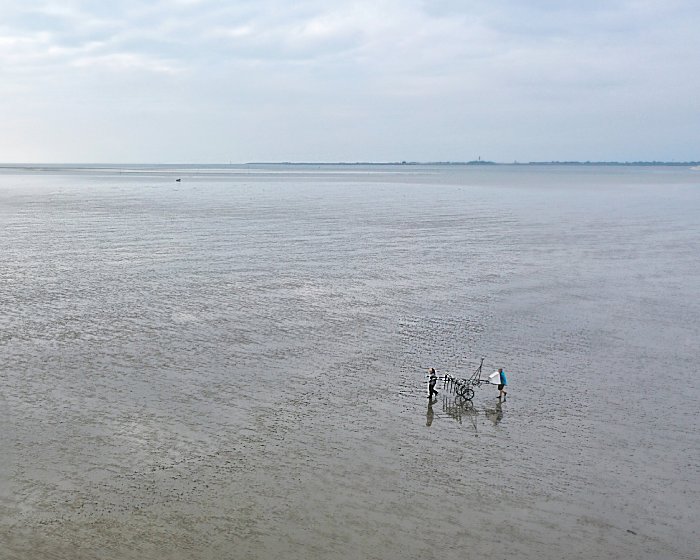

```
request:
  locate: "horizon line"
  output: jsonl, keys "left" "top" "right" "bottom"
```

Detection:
{"left": 1, "top": 160, "right": 699, "bottom": 167}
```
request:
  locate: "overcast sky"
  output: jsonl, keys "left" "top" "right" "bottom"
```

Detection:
{"left": 1, "top": 0, "right": 698, "bottom": 163}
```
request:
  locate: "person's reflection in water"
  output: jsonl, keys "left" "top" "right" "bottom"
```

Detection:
{"left": 486, "top": 401, "right": 505, "bottom": 426}
{"left": 426, "top": 399, "right": 435, "bottom": 427}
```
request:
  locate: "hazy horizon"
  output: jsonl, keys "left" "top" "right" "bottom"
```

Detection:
{"left": 1, "top": 159, "right": 699, "bottom": 167}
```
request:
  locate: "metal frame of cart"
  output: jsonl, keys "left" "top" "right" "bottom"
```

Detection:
{"left": 443, "top": 357, "right": 490, "bottom": 402}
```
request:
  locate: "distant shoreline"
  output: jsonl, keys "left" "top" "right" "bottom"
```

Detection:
{"left": 247, "top": 160, "right": 700, "bottom": 167}
{"left": 1, "top": 161, "right": 699, "bottom": 168}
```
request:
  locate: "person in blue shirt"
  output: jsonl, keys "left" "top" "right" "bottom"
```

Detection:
{"left": 497, "top": 368, "right": 508, "bottom": 401}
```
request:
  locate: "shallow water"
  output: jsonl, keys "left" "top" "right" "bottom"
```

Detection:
{"left": 1, "top": 164, "right": 699, "bottom": 559}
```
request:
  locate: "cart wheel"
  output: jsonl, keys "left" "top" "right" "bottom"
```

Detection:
{"left": 456, "top": 383, "right": 472, "bottom": 398}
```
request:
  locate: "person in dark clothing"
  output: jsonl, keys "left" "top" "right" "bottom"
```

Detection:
{"left": 428, "top": 368, "right": 439, "bottom": 399}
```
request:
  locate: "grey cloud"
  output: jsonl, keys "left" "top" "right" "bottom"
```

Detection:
{"left": 1, "top": 0, "right": 698, "bottom": 162}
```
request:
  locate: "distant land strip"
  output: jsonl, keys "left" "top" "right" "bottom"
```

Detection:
{"left": 248, "top": 160, "right": 700, "bottom": 166}
{"left": 2, "top": 161, "right": 699, "bottom": 168}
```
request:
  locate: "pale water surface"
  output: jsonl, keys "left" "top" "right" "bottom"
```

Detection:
{"left": 1, "top": 164, "right": 699, "bottom": 559}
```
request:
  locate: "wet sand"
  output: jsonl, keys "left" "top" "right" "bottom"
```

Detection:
{"left": 1, "top": 165, "right": 698, "bottom": 559}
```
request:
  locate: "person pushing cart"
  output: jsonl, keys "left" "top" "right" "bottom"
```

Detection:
{"left": 427, "top": 368, "right": 439, "bottom": 399}
{"left": 497, "top": 368, "right": 508, "bottom": 401}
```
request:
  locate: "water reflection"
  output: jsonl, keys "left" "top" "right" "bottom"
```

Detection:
{"left": 484, "top": 402, "right": 504, "bottom": 426}
{"left": 441, "top": 395, "right": 478, "bottom": 432}
{"left": 426, "top": 399, "right": 435, "bottom": 427}
{"left": 434, "top": 395, "right": 506, "bottom": 432}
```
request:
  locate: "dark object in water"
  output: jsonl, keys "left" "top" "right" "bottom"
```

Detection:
{"left": 176, "top": 178, "right": 181, "bottom": 182}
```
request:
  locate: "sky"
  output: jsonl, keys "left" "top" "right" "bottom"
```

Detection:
{"left": 1, "top": 0, "right": 698, "bottom": 163}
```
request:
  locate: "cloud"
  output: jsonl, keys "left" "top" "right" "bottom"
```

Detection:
{"left": 3, "top": 1, "right": 696, "bottom": 83}
{"left": 70, "top": 52, "right": 182, "bottom": 74}
{"left": 0, "top": 0, "right": 698, "bottom": 162}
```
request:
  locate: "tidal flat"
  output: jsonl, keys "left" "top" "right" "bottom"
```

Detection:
{"left": 1, "top": 164, "right": 698, "bottom": 559}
